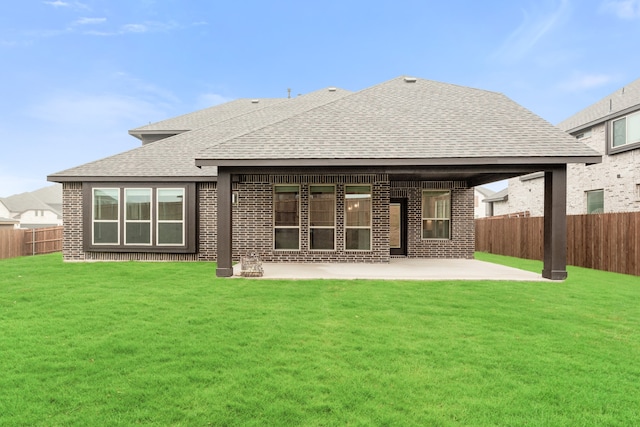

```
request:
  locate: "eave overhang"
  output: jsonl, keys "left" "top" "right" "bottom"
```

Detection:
{"left": 47, "top": 175, "right": 213, "bottom": 183}
{"left": 195, "top": 155, "right": 602, "bottom": 168}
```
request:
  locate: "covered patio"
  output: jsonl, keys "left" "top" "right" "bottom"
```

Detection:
{"left": 233, "top": 258, "right": 550, "bottom": 281}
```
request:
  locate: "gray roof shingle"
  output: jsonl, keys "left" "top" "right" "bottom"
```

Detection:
{"left": 49, "top": 88, "right": 352, "bottom": 179}
{"left": 557, "top": 77, "right": 640, "bottom": 132}
{"left": 130, "top": 98, "right": 286, "bottom": 133}
{"left": 49, "top": 76, "right": 601, "bottom": 182}
{"left": 198, "top": 77, "right": 600, "bottom": 162}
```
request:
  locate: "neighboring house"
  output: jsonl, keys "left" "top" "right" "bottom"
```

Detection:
{"left": 0, "top": 217, "right": 19, "bottom": 229}
{"left": 48, "top": 76, "right": 601, "bottom": 280}
{"left": 473, "top": 186, "right": 495, "bottom": 218}
{"left": 0, "top": 184, "right": 63, "bottom": 229}
{"left": 500, "top": 77, "right": 640, "bottom": 216}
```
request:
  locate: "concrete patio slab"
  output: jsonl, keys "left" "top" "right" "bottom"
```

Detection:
{"left": 233, "top": 258, "right": 550, "bottom": 281}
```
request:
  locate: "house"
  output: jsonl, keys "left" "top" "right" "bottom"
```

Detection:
{"left": 473, "top": 186, "right": 495, "bottom": 218}
{"left": 0, "top": 184, "right": 63, "bottom": 229}
{"left": 496, "top": 77, "right": 640, "bottom": 216}
{"left": 0, "top": 217, "right": 19, "bottom": 229}
{"left": 48, "top": 76, "right": 601, "bottom": 280}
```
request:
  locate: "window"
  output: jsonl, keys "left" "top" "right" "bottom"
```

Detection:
{"left": 422, "top": 190, "right": 451, "bottom": 239}
{"left": 125, "top": 189, "right": 152, "bottom": 245}
{"left": 87, "top": 184, "right": 194, "bottom": 252}
{"left": 93, "top": 188, "right": 120, "bottom": 245}
{"left": 612, "top": 111, "right": 640, "bottom": 149}
{"left": 274, "top": 185, "right": 299, "bottom": 250}
{"left": 309, "top": 185, "right": 335, "bottom": 250}
{"left": 586, "top": 189, "right": 604, "bottom": 214}
{"left": 157, "top": 189, "right": 184, "bottom": 245}
{"left": 345, "top": 185, "right": 371, "bottom": 250}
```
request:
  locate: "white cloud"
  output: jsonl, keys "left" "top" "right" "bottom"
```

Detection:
{"left": 83, "top": 21, "right": 179, "bottom": 36}
{"left": 600, "top": 0, "right": 640, "bottom": 19}
{"left": 492, "top": 0, "right": 571, "bottom": 62}
{"left": 43, "top": 1, "right": 89, "bottom": 9}
{"left": 43, "top": 0, "right": 70, "bottom": 7}
{"left": 558, "top": 73, "right": 616, "bottom": 92}
{"left": 73, "top": 17, "right": 107, "bottom": 26}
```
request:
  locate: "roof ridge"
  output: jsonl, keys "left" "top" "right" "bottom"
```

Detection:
{"left": 129, "top": 97, "right": 288, "bottom": 133}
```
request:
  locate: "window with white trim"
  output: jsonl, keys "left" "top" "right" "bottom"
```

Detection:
{"left": 273, "top": 185, "right": 300, "bottom": 250}
{"left": 93, "top": 188, "right": 120, "bottom": 245}
{"left": 125, "top": 189, "right": 152, "bottom": 245}
{"left": 345, "top": 185, "right": 371, "bottom": 250}
{"left": 309, "top": 185, "right": 335, "bottom": 250}
{"left": 612, "top": 111, "right": 640, "bottom": 148}
{"left": 157, "top": 188, "right": 185, "bottom": 245}
{"left": 422, "top": 190, "right": 451, "bottom": 239}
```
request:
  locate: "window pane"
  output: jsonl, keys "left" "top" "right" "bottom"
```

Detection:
{"left": 587, "top": 190, "right": 604, "bottom": 214}
{"left": 275, "top": 228, "right": 299, "bottom": 250}
{"left": 158, "top": 189, "right": 184, "bottom": 221}
{"left": 390, "top": 204, "right": 401, "bottom": 248}
{"left": 126, "top": 189, "right": 151, "bottom": 220}
{"left": 158, "top": 223, "right": 183, "bottom": 244}
{"left": 613, "top": 118, "right": 626, "bottom": 147}
{"left": 94, "top": 189, "right": 118, "bottom": 220}
{"left": 274, "top": 186, "right": 299, "bottom": 226}
{"left": 628, "top": 113, "right": 640, "bottom": 145}
{"left": 94, "top": 222, "right": 118, "bottom": 244}
{"left": 345, "top": 186, "right": 371, "bottom": 227}
{"left": 422, "top": 219, "right": 450, "bottom": 239}
{"left": 345, "top": 228, "right": 371, "bottom": 250}
{"left": 423, "top": 191, "right": 450, "bottom": 219}
{"left": 310, "top": 228, "right": 334, "bottom": 250}
{"left": 310, "top": 186, "right": 335, "bottom": 227}
{"left": 126, "top": 223, "right": 151, "bottom": 244}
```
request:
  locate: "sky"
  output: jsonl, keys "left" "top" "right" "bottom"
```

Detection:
{"left": 1, "top": 0, "right": 640, "bottom": 197}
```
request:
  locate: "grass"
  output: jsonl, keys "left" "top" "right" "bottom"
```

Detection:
{"left": 1, "top": 253, "right": 639, "bottom": 426}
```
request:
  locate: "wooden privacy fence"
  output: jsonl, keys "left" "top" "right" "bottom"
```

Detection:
{"left": 0, "top": 226, "right": 63, "bottom": 260}
{"left": 476, "top": 213, "right": 640, "bottom": 276}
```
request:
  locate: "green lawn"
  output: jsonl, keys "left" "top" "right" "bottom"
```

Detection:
{"left": 1, "top": 253, "right": 639, "bottom": 426}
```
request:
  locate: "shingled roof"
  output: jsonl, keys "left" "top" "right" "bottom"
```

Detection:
{"left": 196, "top": 76, "right": 600, "bottom": 167}
{"left": 49, "top": 87, "right": 351, "bottom": 181}
{"left": 49, "top": 76, "right": 601, "bottom": 183}
{"left": 557, "top": 76, "right": 640, "bottom": 133}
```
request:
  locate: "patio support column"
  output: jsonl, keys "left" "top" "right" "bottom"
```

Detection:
{"left": 216, "top": 168, "right": 234, "bottom": 277}
{"left": 542, "top": 165, "right": 568, "bottom": 280}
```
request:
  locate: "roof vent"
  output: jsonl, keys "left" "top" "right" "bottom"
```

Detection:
{"left": 404, "top": 77, "right": 417, "bottom": 83}
{"left": 328, "top": 87, "right": 337, "bottom": 92}
{"left": 251, "top": 99, "right": 259, "bottom": 103}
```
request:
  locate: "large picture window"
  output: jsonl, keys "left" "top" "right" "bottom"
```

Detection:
{"left": 345, "top": 185, "right": 371, "bottom": 250}
{"left": 309, "top": 185, "right": 335, "bottom": 250}
{"left": 86, "top": 184, "right": 194, "bottom": 253}
{"left": 274, "top": 185, "right": 300, "bottom": 250}
{"left": 612, "top": 111, "right": 640, "bottom": 149}
{"left": 422, "top": 190, "right": 451, "bottom": 239}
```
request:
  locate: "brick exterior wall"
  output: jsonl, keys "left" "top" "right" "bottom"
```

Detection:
{"left": 500, "top": 122, "right": 640, "bottom": 216}
{"left": 392, "top": 182, "right": 474, "bottom": 259}
{"left": 62, "top": 182, "right": 84, "bottom": 260}
{"left": 60, "top": 175, "right": 475, "bottom": 262}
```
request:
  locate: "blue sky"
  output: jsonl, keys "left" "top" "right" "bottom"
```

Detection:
{"left": 1, "top": 0, "right": 640, "bottom": 196}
